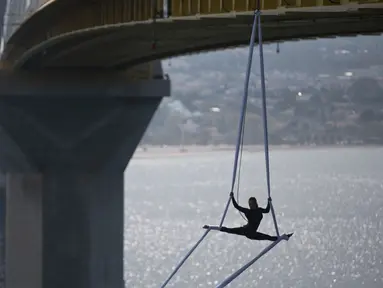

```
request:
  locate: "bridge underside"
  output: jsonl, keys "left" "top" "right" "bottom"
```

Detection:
{"left": 2, "top": 1, "right": 383, "bottom": 69}
{"left": 11, "top": 7, "right": 383, "bottom": 70}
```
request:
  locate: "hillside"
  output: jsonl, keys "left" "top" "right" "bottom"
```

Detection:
{"left": 142, "top": 35, "right": 383, "bottom": 146}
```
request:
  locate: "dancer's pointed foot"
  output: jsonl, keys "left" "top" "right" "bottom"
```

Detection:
{"left": 287, "top": 233, "right": 294, "bottom": 239}
{"left": 280, "top": 232, "right": 294, "bottom": 241}
{"left": 203, "top": 225, "right": 209, "bottom": 229}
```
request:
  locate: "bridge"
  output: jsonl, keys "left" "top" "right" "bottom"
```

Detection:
{"left": 0, "top": 1, "right": 382, "bottom": 288}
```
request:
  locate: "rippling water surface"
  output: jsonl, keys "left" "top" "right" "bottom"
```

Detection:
{"left": 124, "top": 147, "right": 383, "bottom": 287}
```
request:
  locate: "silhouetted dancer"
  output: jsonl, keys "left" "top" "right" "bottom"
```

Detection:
{"left": 203, "top": 192, "right": 293, "bottom": 241}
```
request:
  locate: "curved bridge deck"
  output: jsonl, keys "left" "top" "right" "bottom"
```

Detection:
{"left": 1, "top": 0, "right": 383, "bottom": 69}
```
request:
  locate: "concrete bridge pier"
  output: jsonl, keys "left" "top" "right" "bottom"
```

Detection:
{"left": 0, "top": 173, "right": 4, "bottom": 288}
{"left": 0, "top": 68, "right": 170, "bottom": 288}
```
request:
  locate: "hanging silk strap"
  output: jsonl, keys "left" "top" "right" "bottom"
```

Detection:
{"left": 219, "top": 9, "right": 260, "bottom": 227}
{"left": 160, "top": 229, "right": 210, "bottom": 288}
{"left": 215, "top": 11, "right": 287, "bottom": 288}
{"left": 257, "top": 12, "right": 280, "bottom": 237}
{"left": 216, "top": 236, "right": 286, "bottom": 288}
{"left": 160, "top": 9, "right": 274, "bottom": 288}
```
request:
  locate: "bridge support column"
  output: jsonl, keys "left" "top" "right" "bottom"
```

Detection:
{"left": 0, "top": 173, "right": 5, "bottom": 288}
{"left": 6, "top": 170, "right": 125, "bottom": 288}
{"left": 0, "top": 69, "right": 170, "bottom": 288}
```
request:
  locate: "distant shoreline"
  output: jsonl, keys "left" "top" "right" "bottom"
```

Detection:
{"left": 132, "top": 144, "right": 382, "bottom": 159}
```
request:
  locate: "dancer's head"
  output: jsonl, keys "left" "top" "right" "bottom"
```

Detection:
{"left": 248, "top": 197, "right": 258, "bottom": 209}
